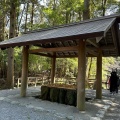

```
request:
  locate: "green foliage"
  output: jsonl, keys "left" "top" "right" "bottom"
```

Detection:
{"left": 56, "top": 58, "right": 78, "bottom": 78}
{"left": 14, "top": 47, "right": 22, "bottom": 77}
{"left": 90, "top": 0, "right": 119, "bottom": 17}
{"left": 102, "top": 57, "right": 116, "bottom": 79}
{"left": 29, "top": 54, "right": 51, "bottom": 74}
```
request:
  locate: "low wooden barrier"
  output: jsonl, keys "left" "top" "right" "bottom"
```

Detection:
{"left": 17, "top": 77, "right": 44, "bottom": 88}
{"left": 40, "top": 84, "right": 91, "bottom": 106}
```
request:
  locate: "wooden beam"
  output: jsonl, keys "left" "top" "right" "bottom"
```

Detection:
{"left": 111, "top": 26, "right": 119, "bottom": 55}
{"left": 21, "top": 46, "right": 29, "bottom": 97}
{"left": 96, "top": 37, "right": 103, "bottom": 43}
{"left": 56, "top": 54, "right": 97, "bottom": 58}
{"left": 87, "top": 45, "right": 115, "bottom": 51}
{"left": 56, "top": 55, "right": 77, "bottom": 58}
{"left": 30, "top": 53, "right": 53, "bottom": 57}
{"left": 96, "top": 49, "right": 102, "bottom": 99}
{"left": 29, "top": 44, "right": 105, "bottom": 58}
{"left": 87, "top": 39, "right": 99, "bottom": 48}
{"left": 77, "top": 40, "right": 86, "bottom": 111}
{"left": 29, "top": 46, "right": 79, "bottom": 53}
{"left": 100, "top": 45, "right": 115, "bottom": 50}
{"left": 86, "top": 48, "right": 98, "bottom": 56}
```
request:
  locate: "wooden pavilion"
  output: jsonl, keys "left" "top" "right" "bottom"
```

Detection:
{"left": 0, "top": 14, "right": 120, "bottom": 111}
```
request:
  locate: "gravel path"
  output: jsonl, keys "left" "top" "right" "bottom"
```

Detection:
{"left": 0, "top": 101, "right": 66, "bottom": 120}
{"left": 0, "top": 87, "right": 67, "bottom": 120}
{"left": 0, "top": 87, "right": 119, "bottom": 120}
{"left": 103, "top": 93, "right": 120, "bottom": 120}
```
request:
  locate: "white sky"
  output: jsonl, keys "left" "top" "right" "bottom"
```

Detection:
{"left": 40, "top": 0, "right": 46, "bottom": 5}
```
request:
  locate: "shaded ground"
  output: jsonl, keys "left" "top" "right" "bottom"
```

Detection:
{"left": 103, "top": 93, "right": 120, "bottom": 120}
{"left": 0, "top": 87, "right": 119, "bottom": 120}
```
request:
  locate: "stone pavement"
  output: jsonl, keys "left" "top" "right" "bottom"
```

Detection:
{"left": 0, "top": 87, "right": 119, "bottom": 120}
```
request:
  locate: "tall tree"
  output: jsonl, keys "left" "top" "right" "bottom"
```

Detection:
{"left": 102, "top": 0, "right": 107, "bottom": 16}
{"left": 30, "top": 2, "right": 34, "bottom": 29}
{"left": 24, "top": 2, "right": 29, "bottom": 32}
{"left": 0, "top": 0, "right": 7, "bottom": 41}
{"left": 83, "top": 0, "right": 90, "bottom": 87}
{"left": 83, "top": 0, "right": 90, "bottom": 20}
{"left": 6, "top": 0, "right": 17, "bottom": 89}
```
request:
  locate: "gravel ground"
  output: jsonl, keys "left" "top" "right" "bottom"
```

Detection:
{"left": 0, "top": 87, "right": 118, "bottom": 120}
{"left": 102, "top": 91, "right": 120, "bottom": 120}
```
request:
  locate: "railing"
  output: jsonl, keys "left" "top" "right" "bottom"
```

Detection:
{"left": 16, "top": 77, "right": 50, "bottom": 88}
{"left": 16, "top": 77, "right": 109, "bottom": 89}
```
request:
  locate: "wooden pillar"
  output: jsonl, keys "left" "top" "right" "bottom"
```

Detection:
{"left": 77, "top": 40, "right": 86, "bottom": 111}
{"left": 20, "top": 46, "right": 29, "bottom": 97}
{"left": 96, "top": 49, "right": 102, "bottom": 99}
{"left": 51, "top": 53, "right": 56, "bottom": 84}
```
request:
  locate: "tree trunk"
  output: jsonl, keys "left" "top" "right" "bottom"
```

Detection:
{"left": 0, "top": 0, "right": 5, "bottom": 41}
{"left": 18, "top": 3, "right": 26, "bottom": 32}
{"left": 83, "top": 0, "right": 90, "bottom": 88}
{"left": 52, "top": 0, "right": 56, "bottom": 26}
{"left": 25, "top": 3, "right": 29, "bottom": 32}
{"left": 102, "top": 0, "right": 107, "bottom": 16}
{"left": 31, "top": 2, "right": 34, "bottom": 30}
{"left": 83, "top": 0, "right": 90, "bottom": 20}
{"left": 6, "top": 1, "right": 16, "bottom": 89}
{"left": 88, "top": 57, "right": 93, "bottom": 78}
{"left": 86, "top": 57, "right": 93, "bottom": 88}
{"left": 0, "top": 17, "right": 5, "bottom": 42}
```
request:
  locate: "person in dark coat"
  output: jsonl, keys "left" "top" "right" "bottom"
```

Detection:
{"left": 109, "top": 71, "right": 119, "bottom": 94}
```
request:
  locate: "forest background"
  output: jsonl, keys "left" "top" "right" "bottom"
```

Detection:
{"left": 0, "top": 0, "right": 120, "bottom": 88}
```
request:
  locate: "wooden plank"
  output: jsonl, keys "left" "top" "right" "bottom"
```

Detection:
{"left": 100, "top": 45, "right": 115, "bottom": 50}
{"left": 29, "top": 46, "right": 79, "bottom": 53}
{"left": 96, "top": 37, "right": 103, "bottom": 43}
{"left": 56, "top": 55, "right": 78, "bottom": 58}
{"left": 87, "top": 45, "right": 115, "bottom": 51}
{"left": 111, "top": 26, "right": 119, "bottom": 55}
{"left": 30, "top": 48, "right": 98, "bottom": 58}
{"left": 87, "top": 39, "right": 99, "bottom": 48}
{"left": 86, "top": 48, "right": 98, "bottom": 56}
{"left": 30, "top": 52, "right": 53, "bottom": 57}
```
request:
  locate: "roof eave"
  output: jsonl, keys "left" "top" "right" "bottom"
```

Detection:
{"left": 0, "top": 31, "right": 104, "bottom": 50}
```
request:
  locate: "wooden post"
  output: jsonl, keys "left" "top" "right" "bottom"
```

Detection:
{"left": 20, "top": 46, "right": 29, "bottom": 97}
{"left": 77, "top": 40, "right": 86, "bottom": 111}
{"left": 96, "top": 49, "right": 102, "bottom": 99}
{"left": 51, "top": 53, "right": 56, "bottom": 84}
